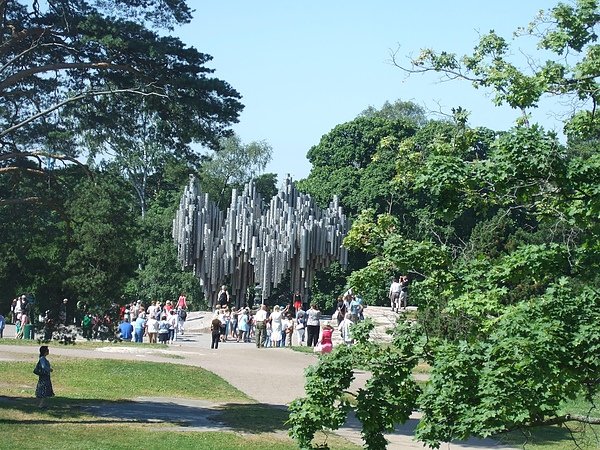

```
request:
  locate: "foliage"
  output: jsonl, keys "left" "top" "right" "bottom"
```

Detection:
{"left": 0, "top": 0, "right": 243, "bottom": 207}
{"left": 292, "top": 1, "right": 600, "bottom": 448}
{"left": 199, "top": 134, "right": 273, "bottom": 207}
{"left": 64, "top": 174, "right": 137, "bottom": 307}
{"left": 310, "top": 261, "right": 351, "bottom": 311}
{"left": 289, "top": 320, "right": 421, "bottom": 449}
{"left": 125, "top": 189, "right": 204, "bottom": 308}
{"left": 299, "top": 116, "right": 417, "bottom": 215}
{"left": 359, "top": 99, "right": 428, "bottom": 127}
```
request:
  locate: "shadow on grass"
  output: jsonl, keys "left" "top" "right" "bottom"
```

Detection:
{"left": 0, "top": 395, "right": 289, "bottom": 433}
{"left": 212, "top": 403, "right": 289, "bottom": 433}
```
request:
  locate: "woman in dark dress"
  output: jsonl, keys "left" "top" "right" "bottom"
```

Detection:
{"left": 35, "top": 345, "right": 54, "bottom": 408}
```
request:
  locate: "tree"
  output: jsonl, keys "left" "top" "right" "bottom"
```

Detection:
{"left": 64, "top": 172, "right": 137, "bottom": 308}
{"left": 359, "top": 99, "right": 428, "bottom": 127}
{"left": 291, "top": 1, "right": 600, "bottom": 448}
{"left": 298, "top": 116, "right": 417, "bottom": 216}
{"left": 0, "top": 0, "right": 243, "bottom": 207}
{"left": 198, "top": 134, "right": 273, "bottom": 207}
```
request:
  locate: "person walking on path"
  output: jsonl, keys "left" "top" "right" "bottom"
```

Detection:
{"left": 254, "top": 304, "right": 268, "bottom": 348}
{"left": 306, "top": 304, "right": 321, "bottom": 347}
{"left": 210, "top": 315, "right": 222, "bottom": 349}
{"left": 34, "top": 345, "right": 54, "bottom": 408}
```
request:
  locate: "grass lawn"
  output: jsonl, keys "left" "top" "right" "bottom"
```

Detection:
{"left": 0, "top": 337, "right": 168, "bottom": 349}
{"left": 0, "top": 357, "right": 360, "bottom": 450}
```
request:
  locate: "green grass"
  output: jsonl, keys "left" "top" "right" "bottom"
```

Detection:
{"left": 0, "top": 357, "right": 252, "bottom": 402}
{"left": 0, "top": 357, "right": 360, "bottom": 449}
{"left": 0, "top": 337, "right": 168, "bottom": 349}
{"left": 0, "top": 418, "right": 344, "bottom": 450}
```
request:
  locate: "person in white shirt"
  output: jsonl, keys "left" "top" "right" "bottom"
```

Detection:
{"left": 254, "top": 305, "right": 268, "bottom": 348}
{"left": 338, "top": 313, "right": 354, "bottom": 345}
{"left": 388, "top": 277, "right": 402, "bottom": 312}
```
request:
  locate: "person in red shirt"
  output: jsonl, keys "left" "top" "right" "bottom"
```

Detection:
{"left": 293, "top": 291, "right": 302, "bottom": 314}
{"left": 177, "top": 294, "right": 188, "bottom": 310}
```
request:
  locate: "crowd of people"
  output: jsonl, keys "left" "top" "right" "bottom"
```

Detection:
{"left": 3, "top": 277, "right": 408, "bottom": 349}
{"left": 208, "top": 287, "right": 366, "bottom": 352}
{"left": 107, "top": 295, "right": 189, "bottom": 344}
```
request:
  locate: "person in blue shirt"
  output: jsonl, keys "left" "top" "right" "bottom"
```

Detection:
{"left": 118, "top": 318, "right": 134, "bottom": 341}
{"left": 0, "top": 312, "right": 5, "bottom": 338}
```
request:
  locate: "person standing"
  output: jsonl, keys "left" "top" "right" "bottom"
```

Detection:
{"left": 157, "top": 315, "right": 170, "bottom": 344}
{"left": 295, "top": 308, "right": 306, "bottom": 345}
{"left": 306, "top": 304, "right": 321, "bottom": 347}
{"left": 10, "top": 299, "right": 17, "bottom": 324}
{"left": 237, "top": 308, "right": 250, "bottom": 343}
{"left": 254, "top": 304, "right": 268, "bottom": 348}
{"left": 388, "top": 277, "right": 401, "bottom": 313}
{"left": 216, "top": 286, "right": 229, "bottom": 309}
{"left": 34, "top": 346, "right": 54, "bottom": 408}
{"left": 338, "top": 313, "right": 354, "bottom": 346}
{"left": 399, "top": 276, "right": 409, "bottom": 310}
{"left": 270, "top": 305, "right": 284, "bottom": 348}
{"left": 210, "top": 314, "right": 222, "bottom": 349}
{"left": 59, "top": 298, "right": 68, "bottom": 324}
{"left": 335, "top": 296, "right": 347, "bottom": 325}
{"left": 134, "top": 313, "right": 147, "bottom": 343}
{"left": 176, "top": 293, "right": 188, "bottom": 311}
{"left": 146, "top": 314, "right": 159, "bottom": 344}
{"left": 283, "top": 314, "right": 294, "bottom": 347}
{"left": 292, "top": 292, "right": 302, "bottom": 314}
{"left": 0, "top": 312, "right": 5, "bottom": 338}
{"left": 167, "top": 309, "right": 178, "bottom": 344}
{"left": 118, "top": 318, "right": 133, "bottom": 342}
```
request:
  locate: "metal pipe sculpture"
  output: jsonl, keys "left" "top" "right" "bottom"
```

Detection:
{"left": 173, "top": 175, "right": 349, "bottom": 309}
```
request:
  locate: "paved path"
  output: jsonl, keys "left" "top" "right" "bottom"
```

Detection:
{"left": 0, "top": 313, "right": 513, "bottom": 449}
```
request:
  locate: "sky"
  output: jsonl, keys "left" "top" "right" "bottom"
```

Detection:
{"left": 177, "top": 1, "right": 563, "bottom": 184}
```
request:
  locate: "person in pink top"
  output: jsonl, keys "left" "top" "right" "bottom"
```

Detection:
{"left": 317, "top": 322, "right": 334, "bottom": 354}
{"left": 177, "top": 294, "right": 188, "bottom": 310}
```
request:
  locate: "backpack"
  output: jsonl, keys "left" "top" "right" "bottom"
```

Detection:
{"left": 178, "top": 309, "right": 187, "bottom": 320}
{"left": 82, "top": 315, "right": 92, "bottom": 328}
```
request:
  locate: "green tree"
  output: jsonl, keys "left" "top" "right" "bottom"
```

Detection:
{"left": 0, "top": 0, "right": 242, "bottom": 207}
{"left": 199, "top": 134, "right": 273, "bottom": 207}
{"left": 359, "top": 99, "right": 428, "bottom": 127}
{"left": 299, "top": 116, "right": 417, "bottom": 216}
{"left": 64, "top": 173, "right": 137, "bottom": 308}
{"left": 291, "top": 1, "right": 600, "bottom": 448}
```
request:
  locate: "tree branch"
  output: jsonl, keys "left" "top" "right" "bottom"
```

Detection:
{"left": 0, "top": 166, "right": 46, "bottom": 176}
{"left": 0, "top": 196, "right": 44, "bottom": 206}
{"left": 0, "top": 87, "right": 166, "bottom": 138}
{"left": 0, "top": 61, "right": 137, "bottom": 91}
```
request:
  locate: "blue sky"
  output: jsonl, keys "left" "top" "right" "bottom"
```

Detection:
{"left": 178, "top": 1, "right": 561, "bottom": 183}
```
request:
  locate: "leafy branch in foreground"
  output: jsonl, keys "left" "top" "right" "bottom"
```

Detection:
{"left": 288, "top": 320, "right": 421, "bottom": 449}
